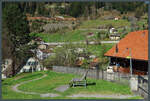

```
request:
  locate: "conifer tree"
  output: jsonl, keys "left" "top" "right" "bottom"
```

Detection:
{"left": 2, "top": 3, "right": 35, "bottom": 76}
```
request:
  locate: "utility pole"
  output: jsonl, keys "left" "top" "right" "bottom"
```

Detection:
{"left": 129, "top": 48, "right": 132, "bottom": 76}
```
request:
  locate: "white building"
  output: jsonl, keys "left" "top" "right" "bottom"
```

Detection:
{"left": 36, "top": 49, "right": 43, "bottom": 60}
{"left": 109, "top": 28, "right": 115, "bottom": 34}
{"left": 36, "top": 49, "right": 55, "bottom": 60}
{"left": 2, "top": 59, "right": 12, "bottom": 72}
{"left": 109, "top": 34, "right": 120, "bottom": 40}
{"left": 38, "top": 44, "right": 47, "bottom": 50}
{"left": 78, "top": 57, "right": 85, "bottom": 61}
{"left": 19, "top": 57, "right": 43, "bottom": 73}
{"left": 75, "top": 48, "right": 84, "bottom": 53}
{"left": 114, "top": 17, "right": 119, "bottom": 21}
{"left": 89, "top": 55, "right": 96, "bottom": 59}
{"left": 2, "top": 59, "right": 12, "bottom": 79}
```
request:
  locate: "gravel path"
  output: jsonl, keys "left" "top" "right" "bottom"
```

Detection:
{"left": 11, "top": 73, "right": 60, "bottom": 97}
{"left": 54, "top": 85, "right": 69, "bottom": 92}
{"left": 67, "top": 94, "right": 137, "bottom": 99}
{"left": 14, "top": 75, "right": 25, "bottom": 81}
{"left": 11, "top": 73, "right": 138, "bottom": 99}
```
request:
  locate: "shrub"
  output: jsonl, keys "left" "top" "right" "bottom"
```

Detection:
{"left": 107, "top": 23, "right": 113, "bottom": 29}
{"left": 97, "top": 31, "right": 109, "bottom": 40}
{"left": 122, "top": 15, "right": 127, "bottom": 20}
{"left": 43, "top": 43, "right": 86, "bottom": 67}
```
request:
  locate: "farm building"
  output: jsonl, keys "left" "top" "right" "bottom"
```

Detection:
{"left": 109, "top": 33, "right": 120, "bottom": 40}
{"left": 105, "top": 30, "right": 148, "bottom": 75}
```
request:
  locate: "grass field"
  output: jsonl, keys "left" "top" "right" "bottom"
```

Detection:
{"left": 2, "top": 72, "right": 44, "bottom": 99}
{"left": 30, "top": 29, "right": 103, "bottom": 42}
{"left": 79, "top": 19, "right": 131, "bottom": 29}
{"left": 86, "top": 44, "right": 114, "bottom": 57}
{"left": 30, "top": 30, "right": 86, "bottom": 42}
{"left": 2, "top": 71, "right": 143, "bottom": 99}
{"left": 30, "top": 18, "right": 148, "bottom": 43}
{"left": 30, "top": 19, "right": 131, "bottom": 42}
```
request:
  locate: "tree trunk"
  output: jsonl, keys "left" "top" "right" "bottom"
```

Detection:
{"left": 12, "top": 57, "right": 16, "bottom": 77}
{"left": 11, "top": 47, "right": 16, "bottom": 77}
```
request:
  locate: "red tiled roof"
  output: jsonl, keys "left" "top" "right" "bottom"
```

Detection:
{"left": 104, "top": 30, "right": 148, "bottom": 61}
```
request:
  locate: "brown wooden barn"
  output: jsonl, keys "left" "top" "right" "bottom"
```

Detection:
{"left": 105, "top": 30, "right": 148, "bottom": 75}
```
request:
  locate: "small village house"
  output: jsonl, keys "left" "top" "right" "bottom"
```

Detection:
{"left": 2, "top": 59, "right": 13, "bottom": 79}
{"left": 36, "top": 49, "right": 55, "bottom": 60}
{"left": 19, "top": 57, "right": 44, "bottom": 73}
{"left": 109, "top": 28, "right": 120, "bottom": 40}
{"left": 105, "top": 30, "right": 148, "bottom": 75}
{"left": 109, "top": 33, "right": 120, "bottom": 40}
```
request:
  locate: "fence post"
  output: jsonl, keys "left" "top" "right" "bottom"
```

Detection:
{"left": 102, "top": 69, "right": 104, "bottom": 80}
{"left": 113, "top": 73, "right": 115, "bottom": 81}
{"left": 137, "top": 75, "right": 140, "bottom": 91}
{"left": 130, "top": 76, "right": 138, "bottom": 91}
{"left": 104, "top": 72, "right": 107, "bottom": 80}
{"left": 141, "top": 76, "right": 143, "bottom": 88}
{"left": 118, "top": 72, "right": 120, "bottom": 81}
{"left": 96, "top": 64, "right": 99, "bottom": 80}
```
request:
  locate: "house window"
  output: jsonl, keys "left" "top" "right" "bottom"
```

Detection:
{"left": 27, "top": 62, "right": 31, "bottom": 66}
{"left": 5, "top": 61, "right": 8, "bottom": 65}
{"left": 36, "top": 61, "right": 38, "bottom": 65}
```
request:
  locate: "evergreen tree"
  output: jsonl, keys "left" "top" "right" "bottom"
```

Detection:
{"left": 2, "top": 3, "right": 35, "bottom": 76}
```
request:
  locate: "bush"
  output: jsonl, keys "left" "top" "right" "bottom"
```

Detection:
{"left": 107, "top": 23, "right": 113, "bottom": 29}
{"left": 120, "top": 32, "right": 128, "bottom": 39}
{"left": 43, "top": 43, "right": 86, "bottom": 67}
{"left": 122, "top": 16, "right": 127, "bottom": 20}
{"left": 97, "top": 31, "right": 109, "bottom": 40}
{"left": 42, "top": 55, "right": 56, "bottom": 68}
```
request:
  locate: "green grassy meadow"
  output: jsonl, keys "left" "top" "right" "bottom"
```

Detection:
{"left": 79, "top": 19, "right": 131, "bottom": 29}
{"left": 86, "top": 44, "right": 114, "bottom": 57}
{"left": 2, "top": 71, "right": 143, "bottom": 99}
{"left": 30, "top": 19, "right": 132, "bottom": 43}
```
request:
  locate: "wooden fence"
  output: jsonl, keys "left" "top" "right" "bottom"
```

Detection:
{"left": 138, "top": 75, "right": 148, "bottom": 99}
{"left": 52, "top": 66, "right": 134, "bottom": 85}
{"left": 53, "top": 66, "right": 149, "bottom": 99}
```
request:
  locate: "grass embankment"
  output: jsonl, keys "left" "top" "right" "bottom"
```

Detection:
{"left": 2, "top": 72, "right": 43, "bottom": 99}
{"left": 30, "top": 29, "right": 106, "bottom": 43}
{"left": 30, "top": 18, "right": 148, "bottom": 43}
{"left": 30, "top": 19, "right": 132, "bottom": 42}
{"left": 30, "top": 30, "right": 86, "bottom": 42}
{"left": 87, "top": 44, "right": 114, "bottom": 57}
{"left": 2, "top": 71, "right": 143, "bottom": 99}
{"left": 79, "top": 19, "right": 130, "bottom": 29}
